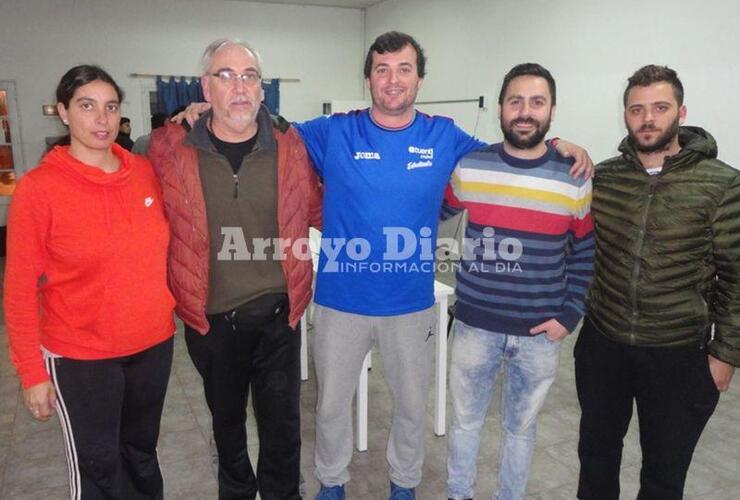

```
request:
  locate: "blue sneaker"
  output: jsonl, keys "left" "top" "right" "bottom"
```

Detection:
{"left": 389, "top": 482, "right": 416, "bottom": 500}
{"left": 314, "top": 484, "right": 345, "bottom": 500}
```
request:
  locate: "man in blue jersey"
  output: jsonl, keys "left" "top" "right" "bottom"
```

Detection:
{"left": 443, "top": 63, "right": 594, "bottom": 500}
{"left": 297, "top": 31, "right": 484, "bottom": 500}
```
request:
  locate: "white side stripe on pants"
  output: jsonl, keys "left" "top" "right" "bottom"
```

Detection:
{"left": 46, "top": 356, "right": 81, "bottom": 500}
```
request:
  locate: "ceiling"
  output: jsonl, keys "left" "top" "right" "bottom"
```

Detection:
{"left": 228, "top": 0, "right": 385, "bottom": 9}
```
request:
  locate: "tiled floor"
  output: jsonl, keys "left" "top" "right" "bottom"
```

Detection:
{"left": 1, "top": 304, "right": 739, "bottom": 498}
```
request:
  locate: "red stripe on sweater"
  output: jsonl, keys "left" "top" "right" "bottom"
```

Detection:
{"left": 465, "top": 202, "right": 572, "bottom": 235}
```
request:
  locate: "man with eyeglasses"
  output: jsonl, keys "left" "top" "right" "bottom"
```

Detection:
{"left": 148, "top": 38, "right": 322, "bottom": 500}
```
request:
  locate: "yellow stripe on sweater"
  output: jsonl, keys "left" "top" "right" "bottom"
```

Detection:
{"left": 457, "top": 179, "right": 591, "bottom": 213}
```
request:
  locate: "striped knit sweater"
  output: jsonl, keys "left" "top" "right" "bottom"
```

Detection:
{"left": 443, "top": 142, "right": 594, "bottom": 335}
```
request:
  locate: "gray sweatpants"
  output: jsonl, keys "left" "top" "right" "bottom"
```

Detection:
{"left": 312, "top": 304, "right": 437, "bottom": 489}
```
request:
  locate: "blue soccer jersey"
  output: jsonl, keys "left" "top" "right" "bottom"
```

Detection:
{"left": 296, "top": 109, "right": 484, "bottom": 316}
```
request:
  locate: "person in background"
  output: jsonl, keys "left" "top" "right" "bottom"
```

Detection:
{"left": 116, "top": 116, "right": 134, "bottom": 150}
{"left": 132, "top": 112, "right": 168, "bottom": 155}
{"left": 4, "top": 64, "right": 176, "bottom": 499}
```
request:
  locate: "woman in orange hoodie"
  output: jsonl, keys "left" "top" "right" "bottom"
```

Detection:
{"left": 4, "top": 65, "right": 176, "bottom": 500}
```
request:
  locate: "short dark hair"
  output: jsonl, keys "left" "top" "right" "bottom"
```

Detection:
{"left": 151, "top": 112, "right": 168, "bottom": 129}
{"left": 498, "top": 63, "right": 556, "bottom": 106}
{"left": 56, "top": 65, "right": 124, "bottom": 108}
{"left": 363, "top": 31, "right": 426, "bottom": 79}
{"left": 623, "top": 65, "right": 684, "bottom": 106}
{"left": 120, "top": 117, "right": 131, "bottom": 126}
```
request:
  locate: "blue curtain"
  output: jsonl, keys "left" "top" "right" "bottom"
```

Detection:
{"left": 262, "top": 79, "right": 280, "bottom": 115}
{"left": 156, "top": 76, "right": 177, "bottom": 116}
{"left": 156, "top": 76, "right": 204, "bottom": 116}
{"left": 175, "top": 78, "right": 188, "bottom": 108}
{"left": 187, "top": 79, "right": 204, "bottom": 103}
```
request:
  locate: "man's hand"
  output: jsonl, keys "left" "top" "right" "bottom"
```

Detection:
{"left": 530, "top": 319, "right": 569, "bottom": 341}
{"left": 172, "top": 102, "right": 212, "bottom": 127}
{"left": 708, "top": 355, "right": 735, "bottom": 392}
{"left": 555, "top": 139, "right": 594, "bottom": 179}
{"left": 23, "top": 381, "right": 57, "bottom": 421}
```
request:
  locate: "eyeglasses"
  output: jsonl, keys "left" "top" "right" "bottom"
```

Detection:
{"left": 209, "top": 70, "right": 262, "bottom": 86}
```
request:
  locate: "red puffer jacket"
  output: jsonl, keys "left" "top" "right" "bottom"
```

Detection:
{"left": 148, "top": 118, "right": 322, "bottom": 333}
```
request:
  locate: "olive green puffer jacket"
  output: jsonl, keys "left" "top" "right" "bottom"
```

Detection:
{"left": 588, "top": 126, "right": 740, "bottom": 366}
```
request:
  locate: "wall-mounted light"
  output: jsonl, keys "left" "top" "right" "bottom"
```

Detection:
{"left": 42, "top": 105, "right": 58, "bottom": 116}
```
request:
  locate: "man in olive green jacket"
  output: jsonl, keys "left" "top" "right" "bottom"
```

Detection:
{"left": 576, "top": 65, "right": 739, "bottom": 500}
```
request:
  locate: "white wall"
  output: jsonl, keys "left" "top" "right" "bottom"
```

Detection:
{"left": 4, "top": 0, "right": 738, "bottom": 180}
{"left": 0, "top": 0, "right": 366, "bottom": 174}
{"left": 365, "top": 0, "right": 740, "bottom": 167}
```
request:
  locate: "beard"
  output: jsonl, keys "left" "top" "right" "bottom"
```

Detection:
{"left": 220, "top": 102, "right": 260, "bottom": 131}
{"left": 627, "top": 115, "right": 680, "bottom": 153}
{"left": 501, "top": 115, "right": 551, "bottom": 150}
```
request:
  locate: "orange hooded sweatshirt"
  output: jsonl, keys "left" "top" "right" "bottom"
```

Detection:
{"left": 4, "top": 144, "right": 175, "bottom": 389}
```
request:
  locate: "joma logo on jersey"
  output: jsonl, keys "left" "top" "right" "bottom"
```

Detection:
{"left": 354, "top": 151, "right": 381, "bottom": 160}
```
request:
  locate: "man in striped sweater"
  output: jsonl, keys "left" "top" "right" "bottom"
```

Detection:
{"left": 444, "top": 63, "right": 595, "bottom": 500}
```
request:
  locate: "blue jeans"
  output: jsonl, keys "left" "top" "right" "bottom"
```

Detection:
{"left": 447, "top": 320, "right": 561, "bottom": 500}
